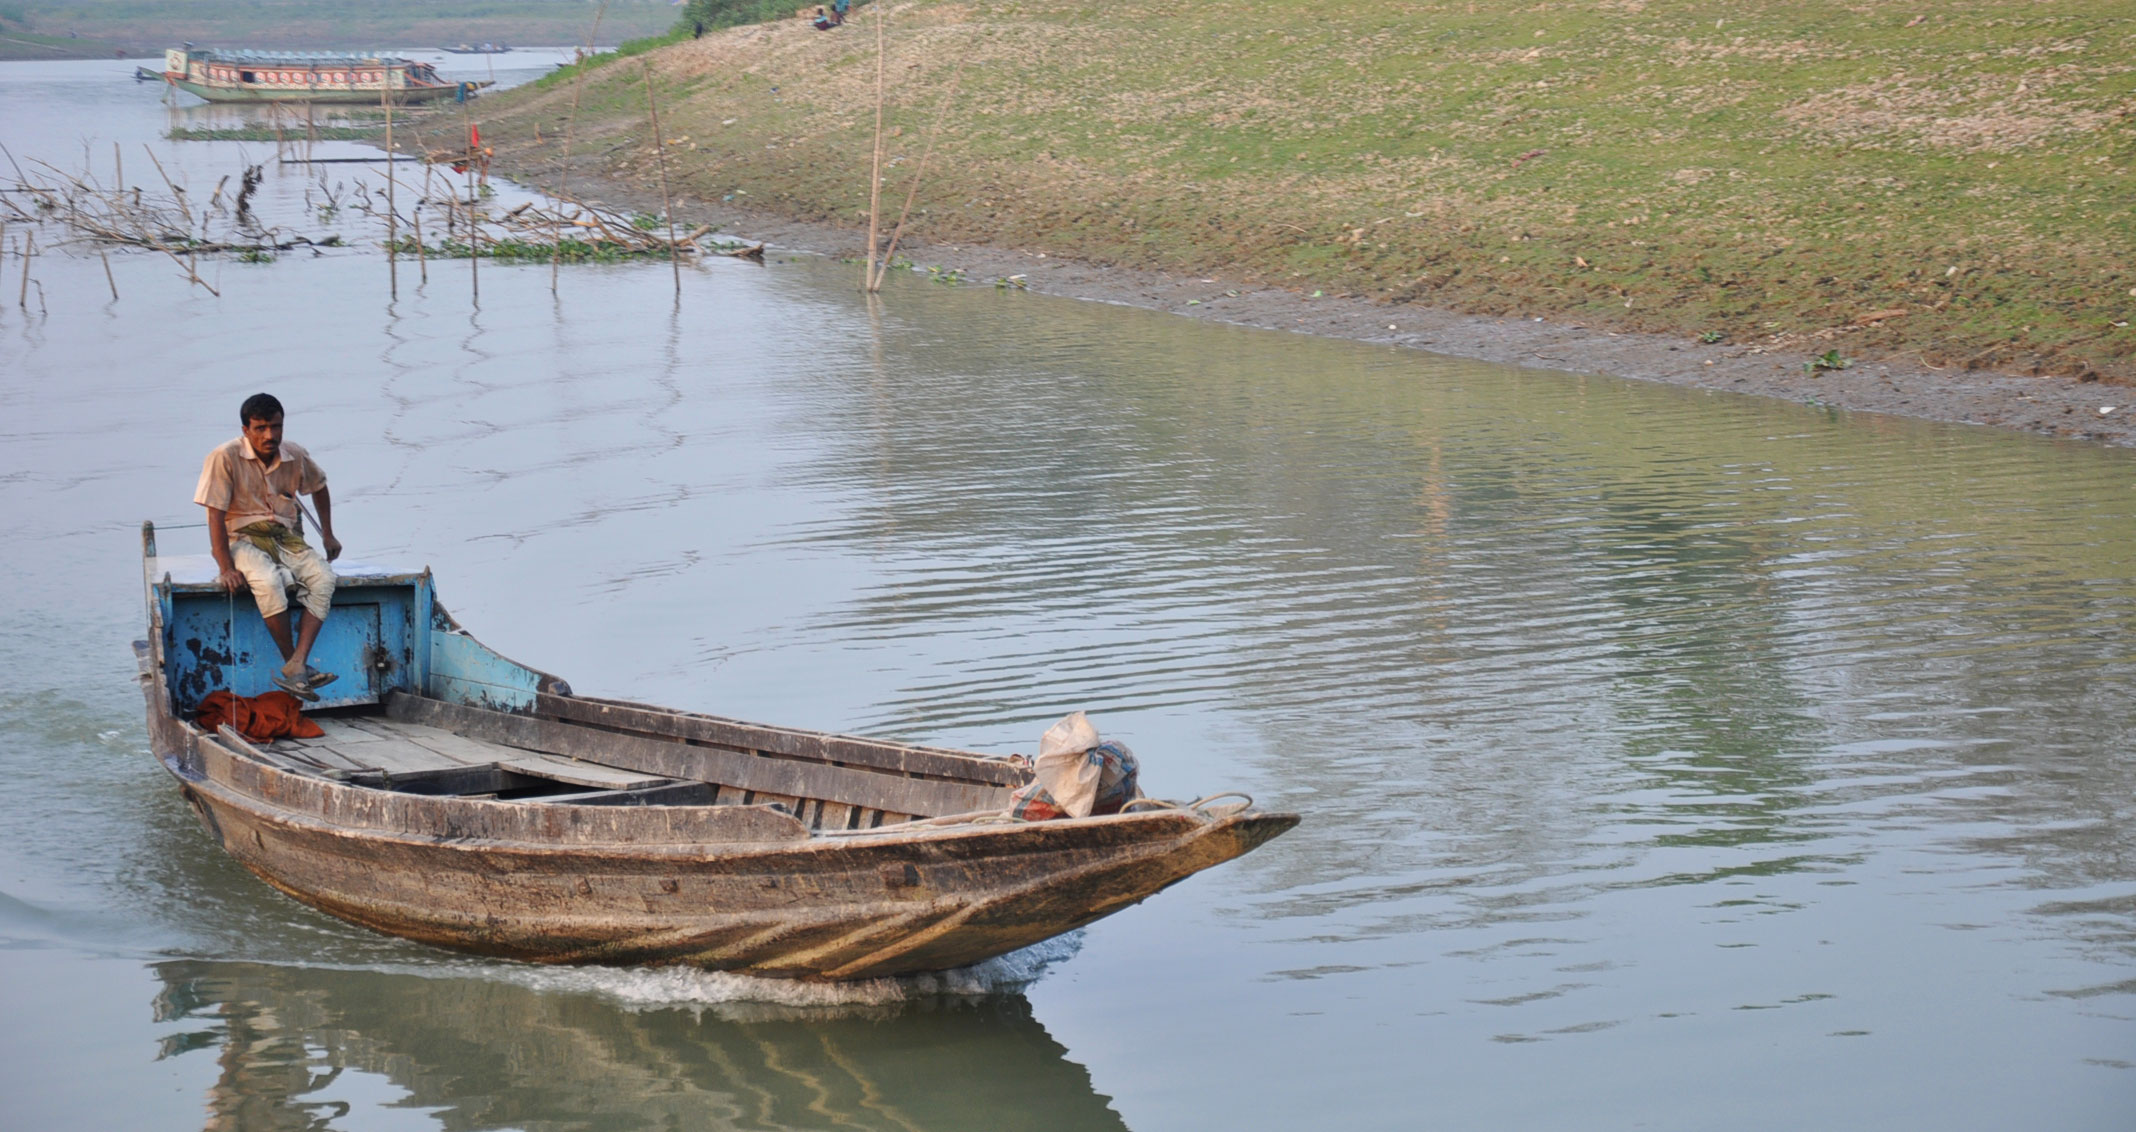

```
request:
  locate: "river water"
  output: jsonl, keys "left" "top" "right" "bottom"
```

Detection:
{"left": 2, "top": 56, "right": 2133, "bottom": 1131}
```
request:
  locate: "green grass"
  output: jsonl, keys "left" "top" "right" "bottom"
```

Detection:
{"left": 477, "top": 0, "right": 2136, "bottom": 379}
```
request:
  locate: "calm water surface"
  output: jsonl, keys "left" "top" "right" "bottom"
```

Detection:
{"left": 2, "top": 58, "right": 2132, "bottom": 1131}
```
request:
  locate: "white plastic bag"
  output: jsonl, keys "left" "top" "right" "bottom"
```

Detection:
{"left": 1031, "top": 711, "right": 1103, "bottom": 817}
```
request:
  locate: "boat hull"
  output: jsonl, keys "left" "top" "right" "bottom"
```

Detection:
{"left": 168, "top": 744, "right": 1293, "bottom": 979}
{"left": 168, "top": 77, "right": 469, "bottom": 104}
{"left": 136, "top": 524, "right": 1296, "bottom": 980}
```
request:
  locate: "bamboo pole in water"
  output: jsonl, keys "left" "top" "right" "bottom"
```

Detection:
{"left": 643, "top": 60, "right": 681, "bottom": 300}
{"left": 555, "top": 1, "right": 609, "bottom": 293}
{"left": 413, "top": 206, "right": 427, "bottom": 284}
{"left": 872, "top": 63, "right": 966, "bottom": 292}
{"left": 113, "top": 142, "right": 122, "bottom": 204}
{"left": 463, "top": 97, "right": 480, "bottom": 303}
{"left": 17, "top": 230, "right": 30, "bottom": 308}
{"left": 100, "top": 248, "right": 118, "bottom": 301}
{"left": 383, "top": 85, "right": 398, "bottom": 299}
{"left": 863, "top": 4, "right": 887, "bottom": 293}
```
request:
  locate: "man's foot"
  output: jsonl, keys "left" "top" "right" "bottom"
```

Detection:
{"left": 272, "top": 671, "right": 320, "bottom": 702}
{"left": 303, "top": 666, "right": 337, "bottom": 689}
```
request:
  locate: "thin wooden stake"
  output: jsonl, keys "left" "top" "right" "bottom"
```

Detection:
{"left": 555, "top": 0, "right": 609, "bottom": 293}
{"left": 383, "top": 85, "right": 398, "bottom": 299}
{"left": 414, "top": 206, "right": 427, "bottom": 283}
{"left": 113, "top": 141, "right": 123, "bottom": 203}
{"left": 643, "top": 60, "right": 681, "bottom": 300}
{"left": 463, "top": 99, "right": 480, "bottom": 303}
{"left": 873, "top": 62, "right": 966, "bottom": 291}
{"left": 100, "top": 248, "right": 118, "bottom": 301}
{"left": 142, "top": 144, "right": 190, "bottom": 226}
{"left": 864, "top": 3, "right": 887, "bottom": 292}
{"left": 17, "top": 230, "right": 30, "bottom": 308}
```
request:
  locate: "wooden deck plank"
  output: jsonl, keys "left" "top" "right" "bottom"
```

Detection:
{"left": 314, "top": 718, "right": 392, "bottom": 744}
{"left": 391, "top": 725, "right": 520, "bottom": 766}
{"left": 312, "top": 738, "right": 470, "bottom": 776}
{"left": 537, "top": 694, "right": 1030, "bottom": 787}
{"left": 387, "top": 693, "right": 1011, "bottom": 818}
{"left": 498, "top": 755, "right": 669, "bottom": 791}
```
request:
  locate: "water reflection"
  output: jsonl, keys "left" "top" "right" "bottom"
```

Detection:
{"left": 153, "top": 959, "right": 1126, "bottom": 1132}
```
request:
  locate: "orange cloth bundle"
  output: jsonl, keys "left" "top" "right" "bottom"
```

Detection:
{"left": 195, "top": 690, "right": 325, "bottom": 742}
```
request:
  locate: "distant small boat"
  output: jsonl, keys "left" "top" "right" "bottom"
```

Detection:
{"left": 442, "top": 43, "right": 512, "bottom": 54}
{"left": 135, "top": 522, "right": 1296, "bottom": 979}
{"left": 156, "top": 47, "right": 487, "bottom": 104}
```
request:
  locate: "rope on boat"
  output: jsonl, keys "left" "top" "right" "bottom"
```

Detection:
{"left": 1120, "top": 792, "right": 1255, "bottom": 817}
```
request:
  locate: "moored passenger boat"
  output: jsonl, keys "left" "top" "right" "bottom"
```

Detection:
{"left": 135, "top": 522, "right": 1297, "bottom": 980}
{"left": 158, "top": 47, "right": 484, "bottom": 104}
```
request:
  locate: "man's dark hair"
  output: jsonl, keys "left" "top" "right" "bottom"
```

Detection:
{"left": 239, "top": 392, "right": 284, "bottom": 425}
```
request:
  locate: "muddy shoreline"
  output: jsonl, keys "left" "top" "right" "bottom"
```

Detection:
{"left": 500, "top": 157, "right": 2136, "bottom": 450}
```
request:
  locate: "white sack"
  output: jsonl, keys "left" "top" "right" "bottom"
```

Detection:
{"left": 1033, "top": 711, "right": 1104, "bottom": 817}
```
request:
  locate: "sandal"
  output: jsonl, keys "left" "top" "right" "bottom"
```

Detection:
{"left": 272, "top": 671, "right": 321, "bottom": 702}
{"left": 303, "top": 666, "right": 338, "bottom": 689}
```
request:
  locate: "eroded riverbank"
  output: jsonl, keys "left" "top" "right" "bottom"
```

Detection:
{"left": 481, "top": 154, "right": 2136, "bottom": 450}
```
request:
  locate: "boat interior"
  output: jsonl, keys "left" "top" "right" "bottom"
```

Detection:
{"left": 219, "top": 691, "right": 1022, "bottom": 832}
{"left": 143, "top": 525, "right": 1025, "bottom": 833}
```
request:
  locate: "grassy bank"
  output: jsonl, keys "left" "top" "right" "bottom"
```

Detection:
{"left": 0, "top": 1, "right": 672, "bottom": 56}
{"left": 476, "top": 0, "right": 2133, "bottom": 380}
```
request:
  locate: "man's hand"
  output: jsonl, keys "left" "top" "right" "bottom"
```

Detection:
{"left": 322, "top": 532, "right": 343, "bottom": 562}
{"left": 217, "top": 567, "right": 247, "bottom": 592}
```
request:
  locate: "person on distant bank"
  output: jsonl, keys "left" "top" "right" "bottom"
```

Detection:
{"left": 195, "top": 393, "right": 343, "bottom": 701}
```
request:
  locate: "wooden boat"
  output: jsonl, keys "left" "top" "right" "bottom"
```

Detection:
{"left": 158, "top": 47, "right": 486, "bottom": 104}
{"left": 135, "top": 522, "right": 1296, "bottom": 980}
{"left": 441, "top": 43, "right": 512, "bottom": 54}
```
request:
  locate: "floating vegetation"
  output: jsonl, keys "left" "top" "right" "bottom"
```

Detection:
{"left": 166, "top": 126, "right": 380, "bottom": 143}
{"left": 385, "top": 236, "right": 681, "bottom": 263}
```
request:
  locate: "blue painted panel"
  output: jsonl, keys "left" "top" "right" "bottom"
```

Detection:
{"left": 426, "top": 629, "right": 540, "bottom": 712}
{"left": 163, "top": 582, "right": 422, "bottom": 713}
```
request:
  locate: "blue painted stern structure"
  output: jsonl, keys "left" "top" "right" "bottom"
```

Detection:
{"left": 139, "top": 521, "right": 569, "bottom": 718}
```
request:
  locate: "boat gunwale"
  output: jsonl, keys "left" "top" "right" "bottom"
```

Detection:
{"left": 167, "top": 723, "right": 1245, "bottom": 861}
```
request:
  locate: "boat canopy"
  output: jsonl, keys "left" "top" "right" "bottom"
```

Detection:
{"left": 192, "top": 49, "right": 413, "bottom": 66}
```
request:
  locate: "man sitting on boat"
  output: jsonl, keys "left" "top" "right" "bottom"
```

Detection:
{"left": 194, "top": 393, "right": 342, "bottom": 701}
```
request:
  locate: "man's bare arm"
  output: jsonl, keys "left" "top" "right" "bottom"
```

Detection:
{"left": 312, "top": 485, "right": 341, "bottom": 561}
{"left": 206, "top": 507, "right": 245, "bottom": 591}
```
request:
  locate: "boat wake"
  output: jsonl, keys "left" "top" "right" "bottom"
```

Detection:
{"left": 495, "top": 933, "right": 1084, "bottom": 1017}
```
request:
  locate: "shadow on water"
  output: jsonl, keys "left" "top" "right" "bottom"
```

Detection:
{"left": 150, "top": 958, "right": 1127, "bottom": 1132}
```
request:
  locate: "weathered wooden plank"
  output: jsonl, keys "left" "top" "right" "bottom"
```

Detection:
{"left": 313, "top": 738, "right": 465, "bottom": 777}
{"left": 391, "top": 725, "right": 517, "bottom": 766}
{"left": 216, "top": 726, "right": 335, "bottom": 777}
{"left": 290, "top": 744, "right": 375, "bottom": 773}
{"left": 500, "top": 755, "right": 669, "bottom": 791}
{"left": 526, "top": 781, "right": 717, "bottom": 807}
{"left": 315, "top": 718, "right": 392, "bottom": 744}
{"left": 538, "top": 694, "right": 1029, "bottom": 788}
{"left": 343, "top": 764, "right": 524, "bottom": 797}
{"left": 387, "top": 693, "right": 1011, "bottom": 818}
